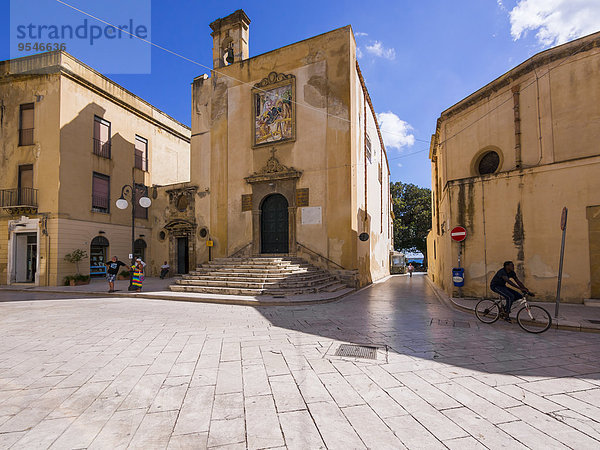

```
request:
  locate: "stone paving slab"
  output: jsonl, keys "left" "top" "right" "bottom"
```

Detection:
{"left": 0, "top": 275, "right": 600, "bottom": 448}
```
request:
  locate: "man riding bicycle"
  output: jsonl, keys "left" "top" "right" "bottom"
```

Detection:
{"left": 490, "top": 261, "right": 531, "bottom": 322}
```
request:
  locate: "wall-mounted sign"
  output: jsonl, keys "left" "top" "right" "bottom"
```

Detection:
{"left": 206, "top": 240, "right": 213, "bottom": 247}
{"left": 301, "top": 206, "right": 322, "bottom": 225}
{"left": 450, "top": 226, "right": 467, "bottom": 242}
{"left": 296, "top": 188, "right": 309, "bottom": 207}
{"left": 241, "top": 194, "right": 252, "bottom": 212}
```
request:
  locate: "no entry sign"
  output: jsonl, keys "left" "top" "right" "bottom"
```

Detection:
{"left": 451, "top": 226, "right": 467, "bottom": 242}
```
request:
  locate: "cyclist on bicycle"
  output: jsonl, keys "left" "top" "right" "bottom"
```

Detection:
{"left": 490, "top": 261, "right": 531, "bottom": 322}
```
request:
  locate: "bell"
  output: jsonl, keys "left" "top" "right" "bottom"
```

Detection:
{"left": 225, "top": 48, "right": 234, "bottom": 64}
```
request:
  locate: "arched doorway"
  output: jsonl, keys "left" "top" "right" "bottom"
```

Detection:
{"left": 90, "top": 236, "right": 109, "bottom": 276}
{"left": 261, "top": 194, "right": 289, "bottom": 253}
{"left": 134, "top": 239, "right": 147, "bottom": 262}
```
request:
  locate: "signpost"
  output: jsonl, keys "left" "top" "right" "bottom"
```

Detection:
{"left": 555, "top": 207, "right": 568, "bottom": 318}
{"left": 451, "top": 226, "right": 467, "bottom": 296}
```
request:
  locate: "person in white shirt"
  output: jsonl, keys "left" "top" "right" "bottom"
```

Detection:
{"left": 160, "top": 261, "right": 170, "bottom": 279}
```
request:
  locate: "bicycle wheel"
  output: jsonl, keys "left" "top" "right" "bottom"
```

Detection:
{"left": 475, "top": 299, "right": 500, "bottom": 324}
{"left": 517, "top": 305, "right": 552, "bottom": 333}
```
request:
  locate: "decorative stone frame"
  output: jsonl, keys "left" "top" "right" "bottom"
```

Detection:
{"left": 471, "top": 146, "right": 503, "bottom": 176}
{"left": 163, "top": 185, "right": 199, "bottom": 273}
{"left": 252, "top": 72, "right": 296, "bottom": 148}
{"left": 245, "top": 149, "right": 302, "bottom": 255}
{"left": 163, "top": 219, "right": 197, "bottom": 273}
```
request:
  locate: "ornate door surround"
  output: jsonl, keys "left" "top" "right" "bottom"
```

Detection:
{"left": 245, "top": 149, "right": 302, "bottom": 256}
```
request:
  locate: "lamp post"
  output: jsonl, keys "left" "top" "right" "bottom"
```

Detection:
{"left": 116, "top": 179, "right": 151, "bottom": 290}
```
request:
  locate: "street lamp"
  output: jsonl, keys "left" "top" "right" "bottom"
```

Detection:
{"left": 116, "top": 183, "right": 151, "bottom": 290}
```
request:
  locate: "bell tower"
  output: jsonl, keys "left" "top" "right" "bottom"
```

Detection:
{"left": 209, "top": 10, "right": 250, "bottom": 69}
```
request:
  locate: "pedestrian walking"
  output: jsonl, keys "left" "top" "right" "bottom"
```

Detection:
{"left": 408, "top": 263, "right": 414, "bottom": 278}
{"left": 105, "top": 256, "right": 126, "bottom": 293}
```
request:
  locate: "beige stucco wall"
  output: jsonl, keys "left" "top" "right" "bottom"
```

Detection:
{"left": 189, "top": 24, "right": 391, "bottom": 285}
{"left": 0, "top": 51, "right": 190, "bottom": 285}
{"left": 428, "top": 32, "right": 600, "bottom": 302}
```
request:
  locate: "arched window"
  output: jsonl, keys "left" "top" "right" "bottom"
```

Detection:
{"left": 477, "top": 150, "right": 500, "bottom": 175}
{"left": 90, "top": 236, "right": 109, "bottom": 276}
{"left": 134, "top": 239, "right": 147, "bottom": 261}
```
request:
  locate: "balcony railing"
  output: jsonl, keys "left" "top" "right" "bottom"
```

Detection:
{"left": 0, "top": 188, "right": 38, "bottom": 211}
{"left": 19, "top": 128, "right": 34, "bottom": 146}
{"left": 93, "top": 138, "right": 111, "bottom": 158}
{"left": 92, "top": 195, "right": 109, "bottom": 213}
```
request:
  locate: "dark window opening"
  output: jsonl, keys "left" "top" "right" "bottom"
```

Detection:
{"left": 92, "top": 172, "right": 110, "bottom": 213}
{"left": 478, "top": 151, "right": 500, "bottom": 175}
{"left": 135, "top": 135, "right": 148, "bottom": 171}
{"left": 134, "top": 184, "right": 148, "bottom": 219}
{"left": 134, "top": 238, "right": 147, "bottom": 261}
{"left": 19, "top": 103, "right": 34, "bottom": 146}
{"left": 366, "top": 134, "right": 372, "bottom": 163}
{"left": 93, "top": 116, "right": 111, "bottom": 158}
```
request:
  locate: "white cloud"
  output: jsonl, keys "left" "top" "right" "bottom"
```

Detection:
{"left": 365, "top": 41, "right": 396, "bottom": 60}
{"left": 354, "top": 32, "right": 369, "bottom": 37}
{"left": 397, "top": 163, "right": 403, "bottom": 168}
{"left": 356, "top": 46, "right": 363, "bottom": 59}
{"left": 376, "top": 111, "right": 415, "bottom": 150}
{"left": 509, "top": 0, "right": 600, "bottom": 46}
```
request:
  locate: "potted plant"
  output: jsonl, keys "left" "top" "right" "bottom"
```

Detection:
{"left": 64, "top": 249, "right": 90, "bottom": 286}
{"left": 117, "top": 269, "right": 131, "bottom": 280}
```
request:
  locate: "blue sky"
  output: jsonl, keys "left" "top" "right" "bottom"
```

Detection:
{"left": 3, "top": 0, "right": 599, "bottom": 188}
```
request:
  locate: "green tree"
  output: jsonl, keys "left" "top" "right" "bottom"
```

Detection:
{"left": 391, "top": 182, "right": 432, "bottom": 263}
{"left": 64, "top": 249, "right": 88, "bottom": 275}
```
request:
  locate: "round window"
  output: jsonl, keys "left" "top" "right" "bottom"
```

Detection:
{"left": 176, "top": 195, "right": 188, "bottom": 212}
{"left": 199, "top": 227, "right": 208, "bottom": 238}
{"left": 478, "top": 151, "right": 500, "bottom": 175}
{"left": 158, "top": 230, "right": 166, "bottom": 241}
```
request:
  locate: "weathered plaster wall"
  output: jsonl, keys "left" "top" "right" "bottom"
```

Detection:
{"left": 1, "top": 51, "right": 190, "bottom": 285}
{"left": 428, "top": 34, "right": 600, "bottom": 302}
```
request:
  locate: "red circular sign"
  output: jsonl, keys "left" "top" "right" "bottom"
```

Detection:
{"left": 450, "top": 226, "right": 467, "bottom": 242}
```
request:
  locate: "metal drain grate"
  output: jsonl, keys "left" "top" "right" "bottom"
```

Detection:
{"left": 587, "top": 319, "right": 600, "bottom": 324}
{"left": 334, "top": 344, "right": 378, "bottom": 360}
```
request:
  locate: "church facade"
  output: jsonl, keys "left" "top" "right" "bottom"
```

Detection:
{"left": 151, "top": 10, "right": 393, "bottom": 287}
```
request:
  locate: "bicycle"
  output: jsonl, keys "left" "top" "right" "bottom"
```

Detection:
{"left": 475, "top": 292, "right": 552, "bottom": 333}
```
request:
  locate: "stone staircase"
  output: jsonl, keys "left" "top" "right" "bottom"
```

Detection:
{"left": 169, "top": 256, "right": 349, "bottom": 296}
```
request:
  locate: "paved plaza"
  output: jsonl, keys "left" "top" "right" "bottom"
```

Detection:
{"left": 1, "top": 275, "right": 600, "bottom": 449}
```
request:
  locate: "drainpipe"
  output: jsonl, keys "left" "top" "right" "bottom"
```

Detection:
{"left": 512, "top": 86, "right": 522, "bottom": 169}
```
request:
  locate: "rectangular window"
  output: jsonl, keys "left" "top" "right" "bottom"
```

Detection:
{"left": 19, "top": 103, "right": 34, "bottom": 146}
{"left": 134, "top": 183, "right": 148, "bottom": 219}
{"left": 18, "top": 164, "right": 34, "bottom": 206}
{"left": 134, "top": 135, "right": 148, "bottom": 171}
{"left": 93, "top": 116, "right": 111, "bottom": 158}
{"left": 366, "top": 134, "right": 372, "bottom": 163}
{"left": 92, "top": 172, "right": 110, "bottom": 213}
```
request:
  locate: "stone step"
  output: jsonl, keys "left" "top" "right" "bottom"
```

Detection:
{"left": 199, "top": 258, "right": 310, "bottom": 265}
{"left": 175, "top": 275, "right": 336, "bottom": 290}
{"left": 170, "top": 285, "right": 328, "bottom": 296}
{"left": 584, "top": 298, "right": 600, "bottom": 307}
{"left": 182, "top": 273, "right": 331, "bottom": 283}
{"left": 198, "top": 263, "right": 313, "bottom": 271}
{"left": 192, "top": 267, "right": 318, "bottom": 275}
{"left": 170, "top": 256, "right": 348, "bottom": 296}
